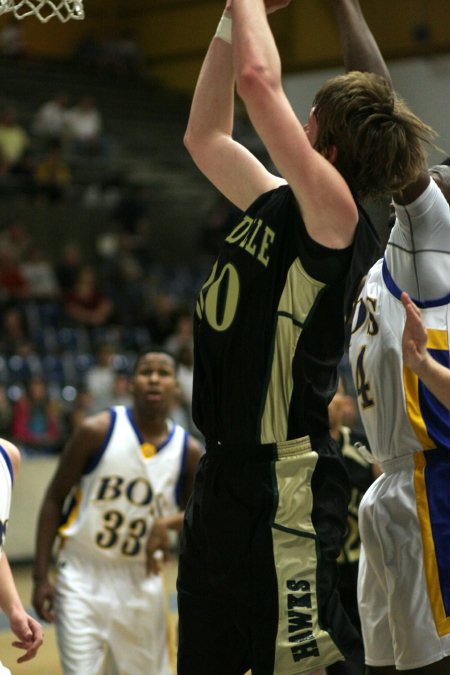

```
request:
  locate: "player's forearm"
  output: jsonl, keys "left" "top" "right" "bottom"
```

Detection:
{"left": 184, "top": 23, "right": 235, "bottom": 157}
{"left": 32, "top": 498, "right": 61, "bottom": 581}
{"left": 414, "top": 353, "right": 450, "bottom": 411}
{"left": 233, "top": 0, "right": 283, "bottom": 101}
{"left": 329, "top": 0, "right": 391, "bottom": 83}
{"left": 0, "top": 554, "right": 25, "bottom": 618}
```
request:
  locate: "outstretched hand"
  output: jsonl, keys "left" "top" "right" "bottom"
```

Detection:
{"left": 401, "top": 291, "right": 428, "bottom": 372}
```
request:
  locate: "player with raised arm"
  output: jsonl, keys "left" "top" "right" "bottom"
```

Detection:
{"left": 177, "top": 1, "right": 435, "bottom": 673}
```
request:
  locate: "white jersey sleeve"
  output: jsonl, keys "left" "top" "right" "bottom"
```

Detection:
{"left": 386, "top": 179, "right": 450, "bottom": 302}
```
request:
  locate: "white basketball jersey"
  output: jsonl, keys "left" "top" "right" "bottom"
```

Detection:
{"left": 59, "top": 406, "right": 188, "bottom": 562}
{"left": 0, "top": 444, "right": 13, "bottom": 559}
{"left": 349, "top": 258, "right": 450, "bottom": 464}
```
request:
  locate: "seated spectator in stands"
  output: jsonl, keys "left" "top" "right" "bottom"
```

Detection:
{"left": 31, "top": 92, "right": 70, "bottom": 146}
{"left": 11, "top": 376, "right": 63, "bottom": 455}
{"left": 19, "top": 244, "right": 60, "bottom": 302}
{"left": 113, "top": 183, "right": 151, "bottom": 235}
{"left": 55, "top": 241, "right": 83, "bottom": 292}
{"left": 164, "top": 308, "right": 193, "bottom": 357}
{"left": 0, "top": 249, "right": 29, "bottom": 305}
{"left": 0, "top": 107, "right": 30, "bottom": 170}
{"left": 0, "top": 307, "right": 31, "bottom": 356}
{"left": 110, "top": 371, "right": 132, "bottom": 408}
{"left": 84, "top": 342, "right": 116, "bottom": 414}
{"left": 8, "top": 147, "right": 36, "bottom": 198}
{"left": 146, "top": 291, "right": 178, "bottom": 344}
{"left": 99, "top": 230, "right": 146, "bottom": 327}
{"left": 64, "top": 95, "right": 108, "bottom": 158}
{"left": 64, "top": 386, "right": 93, "bottom": 435}
{"left": 0, "top": 217, "right": 33, "bottom": 263}
{"left": 33, "top": 141, "right": 72, "bottom": 204}
{"left": 63, "top": 264, "right": 114, "bottom": 328}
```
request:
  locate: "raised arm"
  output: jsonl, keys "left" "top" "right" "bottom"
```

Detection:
{"left": 401, "top": 292, "right": 450, "bottom": 410}
{"left": 185, "top": 0, "right": 358, "bottom": 248}
{"left": 328, "top": 0, "right": 391, "bottom": 82}
{"left": 184, "top": 2, "right": 283, "bottom": 212}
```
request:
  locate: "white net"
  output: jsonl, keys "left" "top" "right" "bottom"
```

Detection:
{"left": 0, "top": 0, "right": 84, "bottom": 22}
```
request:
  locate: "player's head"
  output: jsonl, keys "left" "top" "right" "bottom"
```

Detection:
{"left": 429, "top": 164, "right": 450, "bottom": 205}
{"left": 312, "top": 71, "right": 435, "bottom": 201}
{"left": 130, "top": 348, "right": 179, "bottom": 417}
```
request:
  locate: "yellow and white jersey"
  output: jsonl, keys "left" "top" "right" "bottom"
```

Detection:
{"left": 349, "top": 257, "right": 450, "bottom": 465}
{"left": 0, "top": 444, "right": 13, "bottom": 558}
{"left": 59, "top": 406, "right": 188, "bottom": 563}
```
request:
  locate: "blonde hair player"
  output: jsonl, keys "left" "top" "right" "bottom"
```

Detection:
{"left": 177, "top": 0, "right": 436, "bottom": 674}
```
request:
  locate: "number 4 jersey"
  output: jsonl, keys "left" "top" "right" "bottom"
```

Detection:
{"left": 58, "top": 406, "right": 188, "bottom": 563}
{"left": 349, "top": 257, "right": 450, "bottom": 463}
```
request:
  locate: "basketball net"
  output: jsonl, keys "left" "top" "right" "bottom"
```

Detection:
{"left": 0, "top": 0, "right": 84, "bottom": 22}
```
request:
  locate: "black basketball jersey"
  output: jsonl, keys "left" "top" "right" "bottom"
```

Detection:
{"left": 192, "top": 184, "right": 379, "bottom": 447}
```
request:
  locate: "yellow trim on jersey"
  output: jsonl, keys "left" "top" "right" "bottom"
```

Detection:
{"left": 403, "top": 328, "right": 448, "bottom": 450}
{"left": 426, "top": 329, "right": 448, "bottom": 351}
{"left": 414, "top": 452, "right": 450, "bottom": 636}
{"left": 58, "top": 487, "right": 82, "bottom": 538}
{"left": 403, "top": 367, "right": 434, "bottom": 450}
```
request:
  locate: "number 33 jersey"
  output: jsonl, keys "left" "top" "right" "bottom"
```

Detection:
{"left": 349, "top": 258, "right": 450, "bottom": 463}
{"left": 59, "top": 406, "right": 188, "bottom": 562}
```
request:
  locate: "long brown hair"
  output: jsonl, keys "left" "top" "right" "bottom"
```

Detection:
{"left": 313, "top": 71, "right": 436, "bottom": 200}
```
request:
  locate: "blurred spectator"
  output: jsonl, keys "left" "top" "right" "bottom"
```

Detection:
{"left": 99, "top": 231, "right": 146, "bottom": 326}
{"left": 33, "top": 140, "right": 72, "bottom": 203}
{"left": 11, "top": 376, "right": 63, "bottom": 455}
{"left": 101, "top": 32, "right": 140, "bottom": 76}
{"left": 113, "top": 183, "right": 151, "bottom": 235}
{"left": 0, "top": 217, "right": 33, "bottom": 262}
{"left": 19, "top": 245, "right": 60, "bottom": 301}
{"left": 0, "top": 307, "right": 31, "bottom": 355}
{"left": 32, "top": 92, "right": 70, "bottom": 146}
{"left": 164, "top": 308, "right": 193, "bottom": 356}
{"left": 63, "top": 264, "right": 114, "bottom": 328}
{"left": 176, "top": 341, "right": 194, "bottom": 412}
{"left": 110, "top": 371, "right": 132, "bottom": 407}
{"left": 64, "top": 386, "right": 93, "bottom": 434}
{"left": 146, "top": 291, "right": 178, "bottom": 344}
{"left": 0, "top": 385, "right": 12, "bottom": 435}
{"left": 0, "top": 107, "right": 30, "bottom": 169}
{"left": 55, "top": 241, "right": 83, "bottom": 292}
{"left": 84, "top": 342, "right": 116, "bottom": 413}
{"left": 0, "top": 249, "right": 29, "bottom": 304}
{"left": 8, "top": 147, "right": 36, "bottom": 198}
{"left": 64, "top": 95, "right": 108, "bottom": 158}
{"left": 0, "top": 19, "right": 27, "bottom": 59}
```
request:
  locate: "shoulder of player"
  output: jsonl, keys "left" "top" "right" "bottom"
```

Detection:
{"left": 75, "top": 409, "right": 114, "bottom": 446}
{"left": 0, "top": 438, "right": 20, "bottom": 478}
{"left": 184, "top": 434, "right": 203, "bottom": 473}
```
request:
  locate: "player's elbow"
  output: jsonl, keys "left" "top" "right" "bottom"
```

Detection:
{"left": 236, "top": 62, "right": 276, "bottom": 105}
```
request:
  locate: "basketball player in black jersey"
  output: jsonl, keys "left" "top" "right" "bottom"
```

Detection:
{"left": 177, "top": 1, "right": 436, "bottom": 674}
